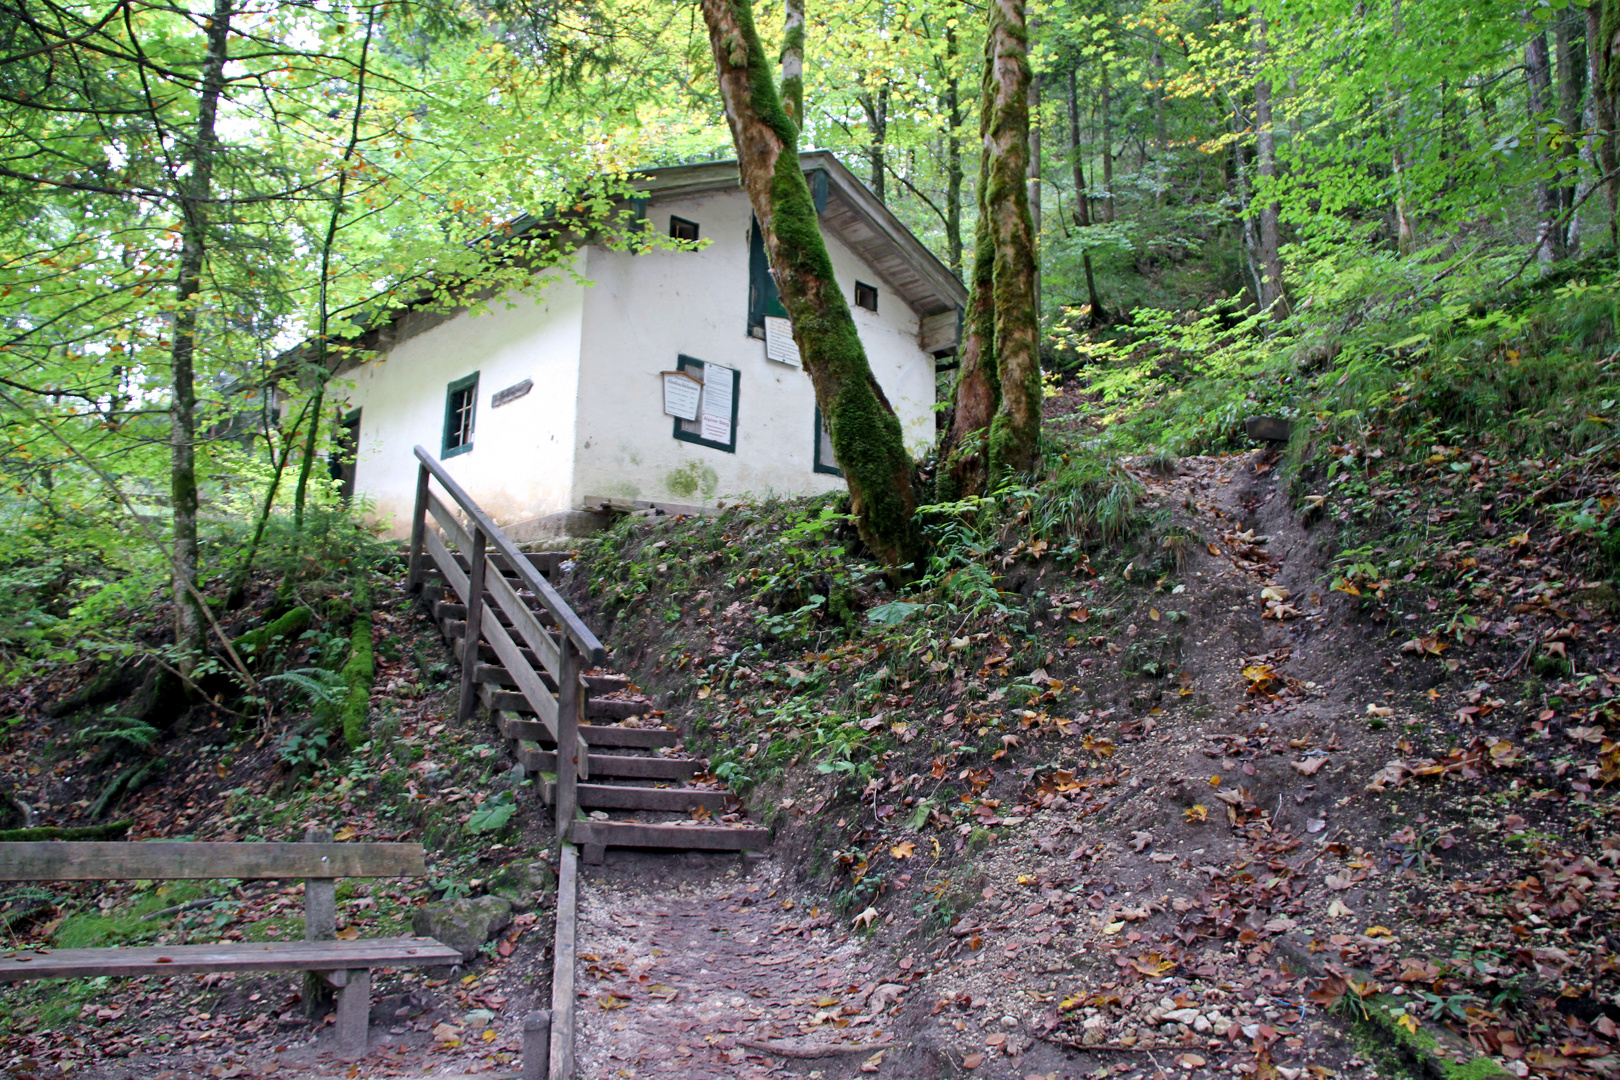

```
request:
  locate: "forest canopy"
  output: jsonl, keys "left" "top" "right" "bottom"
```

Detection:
{"left": 0, "top": 0, "right": 1610, "bottom": 675}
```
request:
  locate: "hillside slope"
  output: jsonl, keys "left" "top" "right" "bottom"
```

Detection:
{"left": 557, "top": 438, "right": 1619, "bottom": 1080}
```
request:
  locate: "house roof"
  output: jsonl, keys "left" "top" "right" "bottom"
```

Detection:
{"left": 330, "top": 150, "right": 966, "bottom": 371}
{"left": 634, "top": 151, "right": 968, "bottom": 322}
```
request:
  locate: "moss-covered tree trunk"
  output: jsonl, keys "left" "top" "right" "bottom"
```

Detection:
{"left": 939, "top": 0, "right": 1040, "bottom": 497}
{"left": 699, "top": 0, "right": 922, "bottom": 572}
{"left": 169, "top": 0, "right": 233, "bottom": 673}
{"left": 937, "top": 178, "right": 997, "bottom": 500}
{"left": 981, "top": 0, "right": 1041, "bottom": 481}
{"left": 1592, "top": 2, "right": 1620, "bottom": 248}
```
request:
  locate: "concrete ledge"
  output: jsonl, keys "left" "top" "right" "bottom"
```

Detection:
{"left": 505, "top": 510, "right": 610, "bottom": 543}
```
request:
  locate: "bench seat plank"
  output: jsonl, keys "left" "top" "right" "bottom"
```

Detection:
{"left": 0, "top": 842, "right": 426, "bottom": 882}
{"left": 0, "top": 936, "right": 461, "bottom": 981}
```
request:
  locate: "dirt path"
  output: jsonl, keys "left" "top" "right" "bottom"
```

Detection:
{"left": 574, "top": 853, "right": 902, "bottom": 1079}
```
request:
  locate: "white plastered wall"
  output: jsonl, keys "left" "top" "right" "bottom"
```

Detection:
{"left": 340, "top": 260, "right": 587, "bottom": 537}
{"left": 571, "top": 189, "right": 937, "bottom": 510}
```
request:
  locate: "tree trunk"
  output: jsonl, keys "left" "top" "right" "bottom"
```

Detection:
{"left": 1528, "top": 25, "right": 1558, "bottom": 265}
{"left": 1557, "top": 9, "right": 1587, "bottom": 257}
{"left": 1152, "top": 38, "right": 1167, "bottom": 207}
{"left": 169, "top": 0, "right": 233, "bottom": 673}
{"left": 982, "top": 0, "right": 1040, "bottom": 481}
{"left": 1100, "top": 60, "right": 1115, "bottom": 222}
{"left": 1252, "top": 8, "right": 1285, "bottom": 314}
{"left": 939, "top": 157, "right": 998, "bottom": 500}
{"left": 942, "top": 11, "right": 964, "bottom": 276}
{"left": 1027, "top": 74, "right": 1041, "bottom": 322}
{"left": 699, "top": 0, "right": 921, "bottom": 571}
{"left": 1587, "top": 2, "right": 1619, "bottom": 248}
{"left": 1068, "top": 65, "right": 1106, "bottom": 326}
{"left": 860, "top": 84, "right": 890, "bottom": 202}
{"left": 1389, "top": 0, "right": 1415, "bottom": 255}
{"left": 294, "top": 9, "right": 377, "bottom": 530}
{"left": 781, "top": 0, "right": 804, "bottom": 129}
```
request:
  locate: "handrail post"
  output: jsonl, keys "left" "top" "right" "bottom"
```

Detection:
{"left": 407, "top": 464, "right": 431, "bottom": 593}
{"left": 457, "top": 526, "right": 487, "bottom": 724}
{"left": 555, "top": 639, "right": 581, "bottom": 840}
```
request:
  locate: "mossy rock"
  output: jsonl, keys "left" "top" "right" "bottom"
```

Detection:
{"left": 1349, "top": 994, "right": 1513, "bottom": 1080}
{"left": 487, "top": 861, "right": 557, "bottom": 913}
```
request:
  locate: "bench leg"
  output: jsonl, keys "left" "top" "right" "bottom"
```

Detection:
{"left": 334, "top": 968, "right": 370, "bottom": 1059}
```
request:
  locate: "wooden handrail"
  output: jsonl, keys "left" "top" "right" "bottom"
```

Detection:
{"left": 411, "top": 445, "right": 605, "bottom": 664}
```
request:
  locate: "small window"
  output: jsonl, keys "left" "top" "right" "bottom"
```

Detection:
{"left": 854, "top": 281, "right": 878, "bottom": 313}
{"left": 672, "top": 355, "right": 738, "bottom": 454}
{"left": 670, "top": 216, "right": 700, "bottom": 243}
{"left": 442, "top": 371, "right": 478, "bottom": 458}
{"left": 813, "top": 407, "right": 842, "bottom": 476}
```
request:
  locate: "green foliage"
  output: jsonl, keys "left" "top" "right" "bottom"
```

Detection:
{"left": 466, "top": 790, "right": 517, "bottom": 834}
{"left": 275, "top": 730, "right": 330, "bottom": 770}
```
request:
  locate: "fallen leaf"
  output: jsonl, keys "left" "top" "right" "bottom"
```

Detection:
{"left": 333, "top": 826, "right": 356, "bottom": 841}
{"left": 853, "top": 906, "right": 878, "bottom": 930}
{"left": 1183, "top": 804, "right": 1208, "bottom": 823}
{"left": 962, "top": 1053, "right": 985, "bottom": 1069}
{"left": 891, "top": 841, "right": 915, "bottom": 860}
{"left": 334, "top": 926, "right": 360, "bottom": 941}
{"left": 861, "top": 1050, "right": 886, "bottom": 1072}
{"left": 1327, "top": 899, "right": 1353, "bottom": 918}
{"left": 597, "top": 995, "right": 629, "bottom": 1011}
{"left": 1293, "top": 757, "right": 1327, "bottom": 776}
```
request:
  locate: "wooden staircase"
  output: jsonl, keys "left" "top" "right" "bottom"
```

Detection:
{"left": 405, "top": 447, "right": 768, "bottom": 864}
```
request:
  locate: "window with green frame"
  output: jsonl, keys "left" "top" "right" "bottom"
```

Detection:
{"left": 672, "top": 355, "right": 738, "bottom": 454}
{"left": 813, "top": 406, "right": 842, "bottom": 476}
{"left": 442, "top": 372, "right": 479, "bottom": 458}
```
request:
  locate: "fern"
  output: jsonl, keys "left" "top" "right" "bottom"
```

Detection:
{"left": 75, "top": 715, "right": 160, "bottom": 752}
{"left": 262, "top": 667, "right": 347, "bottom": 706}
{"left": 89, "top": 757, "right": 164, "bottom": 818}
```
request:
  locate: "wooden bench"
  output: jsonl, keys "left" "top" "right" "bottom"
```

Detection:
{"left": 0, "top": 831, "right": 462, "bottom": 1059}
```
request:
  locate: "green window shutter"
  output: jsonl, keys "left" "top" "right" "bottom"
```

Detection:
{"left": 748, "top": 217, "right": 788, "bottom": 336}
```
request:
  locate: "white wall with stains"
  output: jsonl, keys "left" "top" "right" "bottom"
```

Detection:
{"left": 572, "top": 188, "right": 934, "bottom": 509}
{"left": 342, "top": 189, "right": 937, "bottom": 537}
{"left": 340, "top": 259, "right": 587, "bottom": 534}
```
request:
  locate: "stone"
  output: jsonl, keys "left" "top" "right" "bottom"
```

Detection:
{"left": 488, "top": 860, "right": 557, "bottom": 913}
{"left": 1244, "top": 416, "right": 1293, "bottom": 442}
{"left": 1163, "top": 1007, "right": 1200, "bottom": 1025}
{"left": 412, "top": 895, "right": 513, "bottom": 961}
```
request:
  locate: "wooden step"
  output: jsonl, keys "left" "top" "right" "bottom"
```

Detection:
{"left": 437, "top": 600, "right": 556, "bottom": 628}
{"left": 493, "top": 710, "right": 678, "bottom": 749}
{"left": 541, "top": 782, "right": 727, "bottom": 811}
{"left": 433, "top": 550, "right": 566, "bottom": 577}
{"left": 571, "top": 821, "right": 770, "bottom": 862}
{"left": 514, "top": 746, "right": 699, "bottom": 780}
{"left": 484, "top": 687, "right": 653, "bottom": 721}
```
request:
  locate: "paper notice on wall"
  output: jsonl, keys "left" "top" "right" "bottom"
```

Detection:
{"left": 662, "top": 370, "right": 702, "bottom": 420}
{"left": 700, "top": 363, "right": 734, "bottom": 443}
{"left": 764, "top": 316, "right": 801, "bottom": 367}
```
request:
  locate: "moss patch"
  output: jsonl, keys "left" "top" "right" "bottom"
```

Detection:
{"left": 1346, "top": 994, "right": 1513, "bottom": 1080}
{"left": 233, "top": 605, "right": 311, "bottom": 665}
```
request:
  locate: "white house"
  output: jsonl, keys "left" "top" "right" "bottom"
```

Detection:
{"left": 335, "top": 150, "right": 967, "bottom": 539}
